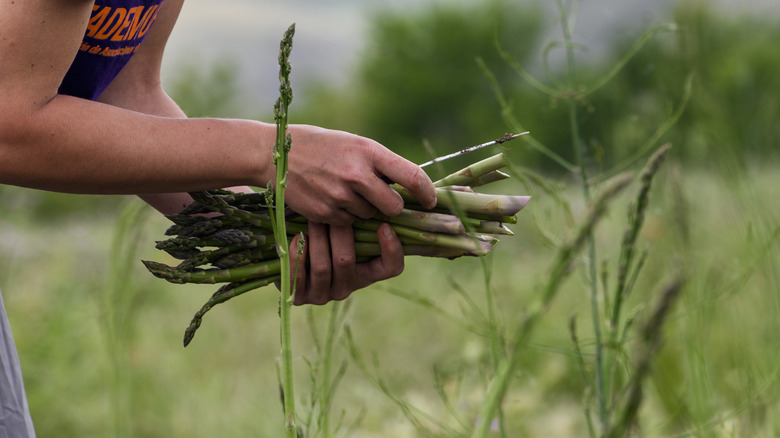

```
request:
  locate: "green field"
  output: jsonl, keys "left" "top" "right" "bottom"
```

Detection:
{"left": 2, "top": 159, "right": 778, "bottom": 437}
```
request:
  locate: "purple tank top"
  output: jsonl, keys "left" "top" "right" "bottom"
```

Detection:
{"left": 58, "top": 0, "right": 166, "bottom": 101}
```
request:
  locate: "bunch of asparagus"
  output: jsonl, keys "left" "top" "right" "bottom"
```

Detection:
{"left": 142, "top": 151, "right": 530, "bottom": 346}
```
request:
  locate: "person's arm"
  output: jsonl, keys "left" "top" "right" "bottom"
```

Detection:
{"left": 0, "top": 0, "right": 436, "bottom": 223}
{"left": 0, "top": 1, "right": 273, "bottom": 197}
{"left": 96, "top": 0, "right": 415, "bottom": 303}
{"left": 95, "top": 0, "right": 251, "bottom": 215}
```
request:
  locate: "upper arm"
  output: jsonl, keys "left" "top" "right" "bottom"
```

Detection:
{"left": 97, "top": 0, "right": 184, "bottom": 105}
{"left": 0, "top": 0, "right": 94, "bottom": 112}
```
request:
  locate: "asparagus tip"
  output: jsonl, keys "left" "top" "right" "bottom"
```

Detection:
{"left": 183, "top": 318, "right": 202, "bottom": 347}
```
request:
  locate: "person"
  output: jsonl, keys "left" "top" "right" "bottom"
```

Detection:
{"left": 0, "top": 0, "right": 437, "bottom": 435}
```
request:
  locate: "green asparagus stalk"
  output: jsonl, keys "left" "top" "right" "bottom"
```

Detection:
{"left": 142, "top": 259, "right": 281, "bottom": 284}
{"left": 372, "top": 208, "right": 467, "bottom": 234}
{"left": 433, "top": 153, "right": 510, "bottom": 188}
{"left": 182, "top": 275, "right": 281, "bottom": 347}
{"left": 472, "top": 221, "right": 515, "bottom": 236}
{"left": 354, "top": 242, "right": 484, "bottom": 259}
{"left": 353, "top": 219, "right": 496, "bottom": 254}
{"left": 397, "top": 187, "right": 531, "bottom": 219}
{"left": 271, "top": 23, "right": 299, "bottom": 438}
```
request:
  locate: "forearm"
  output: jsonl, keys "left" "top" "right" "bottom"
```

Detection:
{"left": 0, "top": 94, "right": 274, "bottom": 197}
{"left": 96, "top": 85, "right": 255, "bottom": 214}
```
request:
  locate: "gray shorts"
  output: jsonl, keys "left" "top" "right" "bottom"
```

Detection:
{"left": 0, "top": 289, "right": 36, "bottom": 438}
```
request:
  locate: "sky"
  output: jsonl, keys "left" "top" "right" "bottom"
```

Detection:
{"left": 160, "top": 0, "right": 776, "bottom": 111}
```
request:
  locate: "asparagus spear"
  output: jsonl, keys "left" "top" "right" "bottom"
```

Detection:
{"left": 182, "top": 275, "right": 281, "bottom": 347}
{"left": 433, "top": 153, "right": 511, "bottom": 188}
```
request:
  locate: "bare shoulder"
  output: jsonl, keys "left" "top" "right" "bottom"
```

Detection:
{"left": 0, "top": 0, "right": 94, "bottom": 109}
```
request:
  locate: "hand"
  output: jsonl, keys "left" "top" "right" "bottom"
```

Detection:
{"left": 288, "top": 222, "right": 404, "bottom": 305}
{"left": 283, "top": 125, "right": 437, "bottom": 226}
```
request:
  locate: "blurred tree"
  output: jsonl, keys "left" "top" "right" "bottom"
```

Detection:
{"left": 580, "top": 2, "right": 780, "bottom": 170}
{"left": 295, "top": 0, "right": 548, "bottom": 166}
{"left": 168, "top": 59, "right": 245, "bottom": 118}
{"left": 297, "top": 0, "right": 780, "bottom": 173}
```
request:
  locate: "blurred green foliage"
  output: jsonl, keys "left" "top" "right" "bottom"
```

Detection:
{"left": 295, "top": 0, "right": 780, "bottom": 173}
{"left": 295, "top": 0, "right": 547, "bottom": 166}
{"left": 0, "top": 184, "right": 125, "bottom": 225}
{"left": 168, "top": 58, "right": 245, "bottom": 118}
{"left": 582, "top": 2, "right": 780, "bottom": 170}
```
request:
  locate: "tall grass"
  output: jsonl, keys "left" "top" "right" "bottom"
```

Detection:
{"left": 101, "top": 201, "right": 154, "bottom": 438}
{"left": 2, "top": 165, "right": 779, "bottom": 437}
{"left": 341, "top": 2, "right": 692, "bottom": 437}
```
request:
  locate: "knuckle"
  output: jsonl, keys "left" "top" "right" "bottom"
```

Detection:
{"left": 354, "top": 135, "right": 376, "bottom": 153}
{"left": 307, "top": 203, "right": 331, "bottom": 223}
{"left": 309, "top": 261, "right": 331, "bottom": 278}
{"left": 333, "top": 253, "right": 356, "bottom": 269}
{"left": 331, "top": 186, "right": 353, "bottom": 206}
{"left": 357, "top": 205, "right": 378, "bottom": 219}
{"left": 407, "top": 167, "right": 428, "bottom": 192}
{"left": 383, "top": 195, "right": 403, "bottom": 216}
{"left": 341, "top": 165, "right": 365, "bottom": 186}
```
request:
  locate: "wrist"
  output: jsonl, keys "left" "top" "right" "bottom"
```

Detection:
{"left": 241, "top": 120, "right": 277, "bottom": 188}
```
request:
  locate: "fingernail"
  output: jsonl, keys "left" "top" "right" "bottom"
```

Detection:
{"left": 383, "top": 225, "right": 395, "bottom": 239}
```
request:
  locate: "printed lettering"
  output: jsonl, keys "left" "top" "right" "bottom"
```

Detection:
{"left": 85, "top": 6, "right": 109, "bottom": 38}
{"left": 75, "top": 1, "right": 164, "bottom": 62}
{"left": 99, "top": 45, "right": 137, "bottom": 57}
{"left": 125, "top": 7, "right": 146, "bottom": 41}
{"left": 111, "top": 6, "right": 139, "bottom": 41}
{"left": 130, "top": 5, "right": 159, "bottom": 40}
{"left": 94, "top": 8, "right": 127, "bottom": 40}
{"left": 112, "top": 6, "right": 143, "bottom": 42}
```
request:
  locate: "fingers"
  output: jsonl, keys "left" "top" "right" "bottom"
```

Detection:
{"left": 338, "top": 192, "right": 377, "bottom": 221}
{"left": 353, "top": 172, "right": 406, "bottom": 217}
{"left": 328, "top": 225, "right": 359, "bottom": 301}
{"left": 360, "top": 223, "right": 404, "bottom": 281}
{"left": 325, "top": 223, "right": 403, "bottom": 300}
{"left": 293, "top": 222, "right": 331, "bottom": 305}
{"left": 371, "top": 147, "right": 437, "bottom": 210}
{"left": 291, "top": 222, "right": 405, "bottom": 306}
{"left": 311, "top": 183, "right": 378, "bottom": 223}
{"left": 299, "top": 202, "right": 354, "bottom": 227}
{"left": 284, "top": 125, "right": 436, "bottom": 223}
{"left": 289, "top": 232, "right": 307, "bottom": 304}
